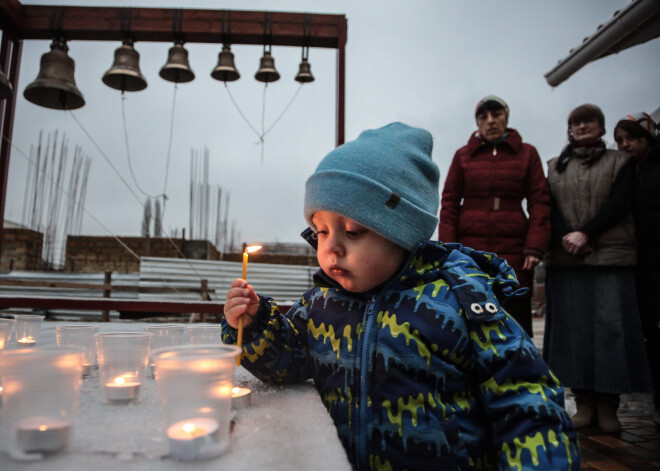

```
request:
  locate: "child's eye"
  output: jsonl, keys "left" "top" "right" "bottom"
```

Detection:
{"left": 315, "top": 230, "right": 328, "bottom": 237}
{"left": 346, "top": 230, "right": 365, "bottom": 238}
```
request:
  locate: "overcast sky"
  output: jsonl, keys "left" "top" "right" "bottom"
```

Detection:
{"left": 4, "top": 0, "right": 660, "bottom": 253}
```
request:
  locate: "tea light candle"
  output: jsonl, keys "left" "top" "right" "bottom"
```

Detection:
{"left": 167, "top": 417, "right": 221, "bottom": 461}
{"left": 104, "top": 376, "right": 140, "bottom": 402}
{"left": 16, "top": 417, "right": 71, "bottom": 454}
{"left": 82, "top": 363, "right": 92, "bottom": 377}
{"left": 17, "top": 337, "right": 37, "bottom": 348}
{"left": 232, "top": 387, "right": 252, "bottom": 409}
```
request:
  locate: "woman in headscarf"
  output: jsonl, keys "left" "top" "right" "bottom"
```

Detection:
{"left": 614, "top": 112, "right": 660, "bottom": 430}
{"left": 439, "top": 95, "right": 550, "bottom": 336}
{"left": 544, "top": 104, "right": 652, "bottom": 433}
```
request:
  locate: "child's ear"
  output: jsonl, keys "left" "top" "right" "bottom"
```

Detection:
{"left": 301, "top": 227, "right": 318, "bottom": 250}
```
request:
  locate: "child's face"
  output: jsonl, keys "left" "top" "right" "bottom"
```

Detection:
{"left": 312, "top": 211, "right": 408, "bottom": 293}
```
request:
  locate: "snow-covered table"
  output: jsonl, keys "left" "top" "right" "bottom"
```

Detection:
{"left": 1, "top": 321, "right": 351, "bottom": 471}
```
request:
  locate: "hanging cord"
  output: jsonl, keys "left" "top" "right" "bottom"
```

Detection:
{"left": 68, "top": 110, "right": 144, "bottom": 206}
{"left": 260, "top": 83, "right": 267, "bottom": 162}
{"left": 160, "top": 82, "right": 178, "bottom": 220}
{"left": 121, "top": 94, "right": 164, "bottom": 199}
{"left": 263, "top": 83, "right": 303, "bottom": 138}
{"left": 223, "top": 83, "right": 261, "bottom": 140}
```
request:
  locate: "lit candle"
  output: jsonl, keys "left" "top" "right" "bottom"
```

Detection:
{"left": 104, "top": 376, "right": 140, "bottom": 402}
{"left": 231, "top": 386, "right": 252, "bottom": 410}
{"left": 82, "top": 363, "right": 92, "bottom": 377}
{"left": 16, "top": 417, "right": 72, "bottom": 454}
{"left": 167, "top": 417, "right": 222, "bottom": 461}
{"left": 237, "top": 245, "right": 262, "bottom": 367}
{"left": 17, "top": 337, "right": 37, "bottom": 348}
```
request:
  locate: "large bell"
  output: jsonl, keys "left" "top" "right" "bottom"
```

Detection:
{"left": 294, "top": 58, "right": 314, "bottom": 83}
{"left": 102, "top": 41, "right": 148, "bottom": 92}
{"left": 211, "top": 45, "right": 240, "bottom": 82}
{"left": 0, "top": 69, "right": 12, "bottom": 100}
{"left": 254, "top": 51, "right": 280, "bottom": 83}
{"left": 159, "top": 43, "right": 195, "bottom": 84}
{"left": 23, "top": 39, "right": 85, "bottom": 110}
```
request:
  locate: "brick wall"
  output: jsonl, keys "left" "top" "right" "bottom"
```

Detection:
{"left": 0, "top": 228, "right": 44, "bottom": 271}
{"left": 64, "top": 236, "right": 189, "bottom": 273}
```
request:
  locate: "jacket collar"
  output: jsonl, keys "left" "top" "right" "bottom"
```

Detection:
{"left": 466, "top": 127, "right": 523, "bottom": 155}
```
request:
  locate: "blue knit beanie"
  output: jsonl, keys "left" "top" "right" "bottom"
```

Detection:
{"left": 304, "top": 122, "right": 440, "bottom": 251}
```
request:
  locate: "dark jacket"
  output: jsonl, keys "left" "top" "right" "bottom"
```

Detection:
{"left": 633, "top": 142, "right": 660, "bottom": 269}
{"left": 222, "top": 241, "right": 579, "bottom": 470}
{"left": 438, "top": 129, "right": 550, "bottom": 296}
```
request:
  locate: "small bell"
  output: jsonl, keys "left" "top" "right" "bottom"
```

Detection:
{"left": 211, "top": 45, "right": 240, "bottom": 82}
{"left": 102, "top": 40, "right": 148, "bottom": 92}
{"left": 294, "top": 58, "right": 314, "bottom": 83}
{"left": 159, "top": 43, "right": 195, "bottom": 84}
{"left": 0, "top": 69, "right": 12, "bottom": 100}
{"left": 23, "top": 39, "right": 85, "bottom": 110}
{"left": 254, "top": 51, "right": 280, "bottom": 83}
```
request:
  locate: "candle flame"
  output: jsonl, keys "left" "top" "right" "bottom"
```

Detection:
{"left": 183, "top": 423, "right": 196, "bottom": 434}
{"left": 18, "top": 337, "right": 33, "bottom": 342}
{"left": 114, "top": 376, "right": 126, "bottom": 386}
{"left": 245, "top": 245, "right": 262, "bottom": 254}
{"left": 232, "top": 387, "right": 240, "bottom": 394}
{"left": 0, "top": 386, "right": 3, "bottom": 393}
{"left": 39, "top": 425, "right": 48, "bottom": 431}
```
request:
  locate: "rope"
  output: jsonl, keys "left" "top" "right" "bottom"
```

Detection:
{"left": 121, "top": 93, "right": 164, "bottom": 199}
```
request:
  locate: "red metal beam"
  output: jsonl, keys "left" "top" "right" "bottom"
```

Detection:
{"left": 2, "top": 4, "right": 346, "bottom": 48}
{"left": 0, "top": 294, "right": 226, "bottom": 313}
{"left": 0, "top": 294, "right": 291, "bottom": 316}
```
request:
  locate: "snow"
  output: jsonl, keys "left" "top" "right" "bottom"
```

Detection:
{"left": 0, "top": 321, "right": 351, "bottom": 471}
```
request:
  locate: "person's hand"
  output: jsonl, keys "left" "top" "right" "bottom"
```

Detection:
{"left": 223, "top": 278, "right": 260, "bottom": 329}
{"left": 523, "top": 255, "right": 540, "bottom": 271}
{"left": 562, "top": 231, "right": 590, "bottom": 255}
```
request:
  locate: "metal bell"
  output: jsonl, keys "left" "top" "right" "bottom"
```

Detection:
{"left": 23, "top": 39, "right": 85, "bottom": 110}
{"left": 254, "top": 52, "right": 280, "bottom": 83}
{"left": 159, "top": 43, "right": 195, "bottom": 84}
{"left": 211, "top": 45, "right": 240, "bottom": 82}
{"left": 0, "top": 69, "right": 12, "bottom": 100}
{"left": 102, "top": 41, "right": 147, "bottom": 92}
{"left": 294, "top": 59, "right": 314, "bottom": 83}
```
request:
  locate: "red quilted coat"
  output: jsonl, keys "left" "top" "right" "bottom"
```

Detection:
{"left": 438, "top": 128, "right": 550, "bottom": 296}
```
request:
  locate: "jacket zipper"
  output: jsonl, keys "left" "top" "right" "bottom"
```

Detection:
{"left": 356, "top": 294, "right": 378, "bottom": 469}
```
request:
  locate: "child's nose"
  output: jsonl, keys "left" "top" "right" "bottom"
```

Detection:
{"left": 326, "top": 233, "right": 345, "bottom": 255}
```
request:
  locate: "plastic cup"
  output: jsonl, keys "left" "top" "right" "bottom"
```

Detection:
{"left": 56, "top": 325, "right": 100, "bottom": 377}
{"left": 152, "top": 344, "right": 241, "bottom": 461}
{"left": 0, "top": 318, "right": 14, "bottom": 348}
{"left": 0, "top": 323, "right": 8, "bottom": 350}
{"left": 95, "top": 332, "right": 151, "bottom": 404}
{"left": 14, "top": 315, "right": 44, "bottom": 348}
{"left": 144, "top": 324, "right": 185, "bottom": 376}
{"left": 187, "top": 325, "right": 223, "bottom": 345}
{"left": 0, "top": 347, "right": 83, "bottom": 460}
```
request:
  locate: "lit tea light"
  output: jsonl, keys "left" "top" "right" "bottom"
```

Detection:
{"left": 104, "top": 376, "right": 140, "bottom": 402}
{"left": 17, "top": 337, "right": 37, "bottom": 348}
{"left": 81, "top": 363, "right": 92, "bottom": 377}
{"left": 231, "top": 387, "right": 252, "bottom": 410}
{"left": 167, "top": 417, "right": 222, "bottom": 461}
{"left": 16, "top": 417, "right": 72, "bottom": 454}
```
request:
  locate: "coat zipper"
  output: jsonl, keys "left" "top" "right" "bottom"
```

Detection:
{"left": 356, "top": 294, "right": 378, "bottom": 469}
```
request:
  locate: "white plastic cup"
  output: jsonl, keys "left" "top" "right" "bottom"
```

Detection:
{"left": 187, "top": 325, "right": 223, "bottom": 345}
{"left": 144, "top": 324, "right": 185, "bottom": 376}
{"left": 95, "top": 332, "right": 151, "bottom": 404}
{"left": 14, "top": 314, "right": 44, "bottom": 348}
{"left": 0, "top": 347, "right": 83, "bottom": 460}
{"left": 0, "top": 318, "right": 14, "bottom": 348}
{"left": 56, "top": 325, "right": 100, "bottom": 376}
{"left": 152, "top": 344, "right": 240, "bottom": 461}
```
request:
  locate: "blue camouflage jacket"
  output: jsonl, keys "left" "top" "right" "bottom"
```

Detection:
{"left": 222, "top": 241, "right": 579, "bottom": 470}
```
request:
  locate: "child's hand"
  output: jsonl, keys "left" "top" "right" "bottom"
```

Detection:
{"left": 224, "top": 278, "right": 260, "bottom": 329}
